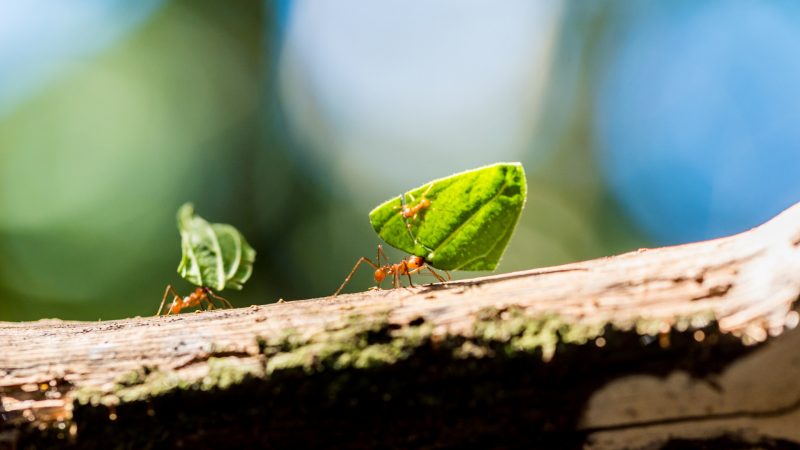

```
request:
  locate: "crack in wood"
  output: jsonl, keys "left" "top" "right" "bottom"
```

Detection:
{"left": 415, "top": 266, "right": 590, "bottom": 293}
{"left": 690, "top": 283, "right": 733, "bottom": 301}
{"left": 171, "top": 350, "right": 256, "bottom": 371}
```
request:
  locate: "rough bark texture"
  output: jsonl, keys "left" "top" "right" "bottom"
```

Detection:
{"left": 2, "top": 203, "right": 800, "bottom": 449}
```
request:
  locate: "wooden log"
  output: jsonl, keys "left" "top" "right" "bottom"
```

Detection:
{"left": 2, "top": 202, "right": 800, "bottom": 449}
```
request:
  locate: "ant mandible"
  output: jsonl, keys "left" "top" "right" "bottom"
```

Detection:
{"left": 334, "top": 245, "right": 450, "bottom": 296}
{"left": 156, "top": 285, "right": 233, "bottom": 316}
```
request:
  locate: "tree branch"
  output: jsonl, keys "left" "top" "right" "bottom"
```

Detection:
{"left": 3, "top": 203, "right": 800, "bottom": 449}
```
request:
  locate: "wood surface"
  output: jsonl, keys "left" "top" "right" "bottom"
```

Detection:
{"left": 2, "top": 202, "right": 800, "bottom": 449}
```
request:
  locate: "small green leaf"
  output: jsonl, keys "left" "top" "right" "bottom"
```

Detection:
{"left": 176, "top": 203, "right": 256, "bottom": 291}
{"left": 369, "top": 162, "right": 527, "bottom": 271}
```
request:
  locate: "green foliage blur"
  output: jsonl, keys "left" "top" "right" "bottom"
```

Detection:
{"left": 0, "top": 1, "right": 646, "bottom": 321}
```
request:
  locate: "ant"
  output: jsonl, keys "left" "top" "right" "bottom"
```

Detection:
{"left": 334, "top": 245, "right": 450, "bottom": 296}
{"left": 397, "top": 184, "right": 436, "bottom": 252}
{"left": 398, "top": 184, "right": 433, "bottom": 228}
{"left": 156, "top": 285, "right": 233, "bottom": 316}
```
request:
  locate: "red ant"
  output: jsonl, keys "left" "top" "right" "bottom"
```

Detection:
{"left": 401, "top": 195, "right": 431, "bottom": 222}
{"left": 334, "top": 245, "right": 450, "bottom": 296}
{"left": 399, "top": 184, "right": 433, "bottom": 226}
{"left": 397, "top": 184, "right": 436, "bottom": 253}
{"left": 156, "top": 285, "right": 233, "bottom": 316}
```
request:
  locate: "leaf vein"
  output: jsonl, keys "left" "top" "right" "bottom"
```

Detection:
{"left": 431, "top": 178, "right": 510, "bottom": 259}
{"left": 205, "top": 226, "right": 225, "bottom": 290}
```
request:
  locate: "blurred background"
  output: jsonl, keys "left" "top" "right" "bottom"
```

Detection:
{"left": 1, "top": 0, "right": 799, "bottom": 321}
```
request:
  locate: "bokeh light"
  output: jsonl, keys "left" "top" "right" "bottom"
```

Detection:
{"left": 0, "top": 1, "right": 263, "bottom": 319}
{"left": 1, "top": 1, "right": 796, "bottom": 321}
{"left": 278, "top": 0, "right": 563, "bottom": 200}
{"left": 0, "top": 0, "right": 164, "bottom": 116}
{"left": 594, "top": 2, "right": 800, "bottom": 244}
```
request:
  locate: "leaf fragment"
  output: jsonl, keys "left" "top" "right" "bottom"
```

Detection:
{"left": 369, "top": 162, "right": 527, "bottom": 271}
{"left": 176, "top": 203, "right": 256, "bottom": 290}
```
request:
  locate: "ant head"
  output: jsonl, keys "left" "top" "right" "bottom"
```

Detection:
{"left": 407, "top": 256, "right": 425, "bottom": 270}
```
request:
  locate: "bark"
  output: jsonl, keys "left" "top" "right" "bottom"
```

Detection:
{"left": 2, "top": 202, "right": 800, "bottom": 449}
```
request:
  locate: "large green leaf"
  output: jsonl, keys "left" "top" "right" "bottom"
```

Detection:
{"left": 176, "top": 203, "right": 256, "bottom": 291}
{"left": 369, "top": 162, "right": 527, "bottom": 271}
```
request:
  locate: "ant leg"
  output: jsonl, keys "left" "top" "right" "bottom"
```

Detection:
{"left": 156, "top": 288, "right": 169, "bottom": 316}
{"left": 398, "top": 192, "right": 419, "bottom": 241}
{"left": 157, "top": 285, "right": 182, "bottom": 316}
{"left": 426, "top": 266, "right": 447, "bottom": 283}
{"left": 404, "top": 183, "right": 432, "bottom": 207}
{"left": 334, "top": 256, "right": 379, "bottom": 296}
{"left": 405, "top": 270, "right": 414, "bottom": 288}
{"left": 378, "top": 245, "right": 416, "bottom": 289}
{"left": 400, "top": 261, "right": 415, "bottom": 288}
{"left": 420, "top": 182, "right": 433, "bottom": 198}
{"left": 377, "top": 245, "right": 390, "bottom": 266}
{"left": 404, "top": 221, "right": 417, "bottom": 241}
{"left": 376, "top": 246, "right": 395, "bottom": 290}
{"left": 207, "top": 290, "right": 234, "bottom": 309}
{"left": 166, "top": 303, "right": 178, "bottom": 315}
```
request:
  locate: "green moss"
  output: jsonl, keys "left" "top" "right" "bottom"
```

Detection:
{"left": 264, "top": 315, "right": 433, "bottom": 374}
{"left": 208, "top": 357, "right": 258, "bottom": 389}
{"left": 113, "top": 366, "right": 151, "bottom": 387}
{"left": 71, "top": 307, "right": 721, "bottom": 408}
{"left": 258, "top": 306, "right": 723, "bottom": 375}
{"left": 468, "top": 309, "right": 606, "bottom": 362}
{"left": 74, "top": 357, "right": 262, "bottom": 407}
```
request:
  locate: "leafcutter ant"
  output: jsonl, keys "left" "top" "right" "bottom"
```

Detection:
{"left": 399, "top": 183, "right": 433, "bottom": 229}
{"left": 334, "top": 245, "right": 450, "bottom": 296}
{"left": 156, "top": 285, "right": 233, "bottom": 315}
{"left": 397, "top": 183, "right": 436, "bottom": 252}
{"left": 400, "top": 185, "right": 432, "bottom": 222}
